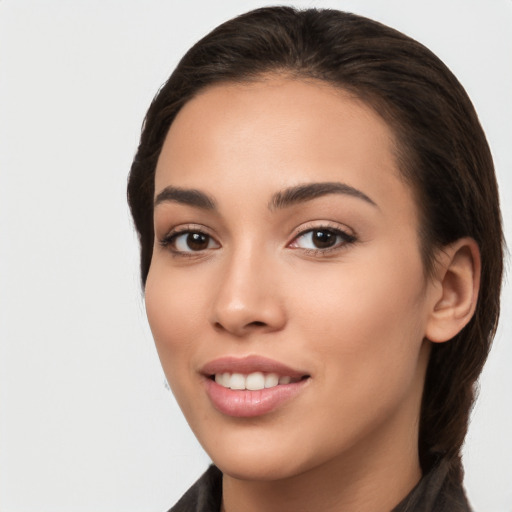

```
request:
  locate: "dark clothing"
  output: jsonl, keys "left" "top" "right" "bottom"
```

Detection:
{"left": 170, "top": 465, "right": 222, "bottom": 512}
{"left": 169, "top": 458, "right": 472, "bottom": 512}
{"left": 391, "top": 458, "right": 472, "bottom": 512}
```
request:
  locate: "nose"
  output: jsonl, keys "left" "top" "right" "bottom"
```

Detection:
{"left": 210, "top": 246, "right": 287, "bottom": 337}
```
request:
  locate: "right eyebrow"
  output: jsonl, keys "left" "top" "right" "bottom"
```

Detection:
{"left": 154, "top": 186, "right": 217, "bottom": 210}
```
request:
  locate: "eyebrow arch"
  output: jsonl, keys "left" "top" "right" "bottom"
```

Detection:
{"left": 269, "top": 182, "right": 378, "bottom": 210}
{"left": 154, "top": 186, "right": 217, "bottom": 210}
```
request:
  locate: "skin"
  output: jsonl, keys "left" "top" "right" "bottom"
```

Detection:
{"left": 145, "top": 78, "right": 475, "bottom": 512}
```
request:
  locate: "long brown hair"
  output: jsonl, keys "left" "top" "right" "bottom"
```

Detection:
{"left": 127, "top": 6, "right": 504, "bottom": 485}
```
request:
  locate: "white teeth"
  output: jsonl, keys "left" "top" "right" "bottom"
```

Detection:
{"left": 214, "top": 371, "right": 295, "bottom": 390}
{"left": 246, "top": 372, "right": 265, "bottom": 391}
{"left": 264, "top": 373, "right": 279, "bottom": 388}
{"left": 229, "top": 373, "right": 246, "bottom": 390}
{"left": 215, "top": 373, "right": 231, "bottom": 387}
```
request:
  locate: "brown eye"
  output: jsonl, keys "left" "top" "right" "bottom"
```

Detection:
{"left": 185, "top": 232, "right": 210, "bottom": 251}
{"left": 311, "top": 230, "right": 337, "bottom": 249}
{"left": 168, "top": 231, "right": 220, "bottom": 253}
{"left": 290, "top": 227, "right": 356, "bottom": 252}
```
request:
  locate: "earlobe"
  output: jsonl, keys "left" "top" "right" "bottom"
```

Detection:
{"left": 425, "top": 237, "right": 481, "bottom": 343}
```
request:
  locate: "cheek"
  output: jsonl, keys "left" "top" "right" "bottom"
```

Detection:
{"left": 292, "top": 248, "right": 428, "bottom": 383}
{"left": 282, "top": 252, "right": 429, "bottom": 457}
{"left": 144, "top": 264, "right": 207, "bottom": 375}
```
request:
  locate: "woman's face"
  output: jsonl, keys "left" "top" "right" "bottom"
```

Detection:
{"left": 145, "top": 78, "right": 437, "bottom": 481}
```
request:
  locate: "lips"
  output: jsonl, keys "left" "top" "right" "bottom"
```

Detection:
{"left": 202, "top": 355, "right": 308, "bottom": 377}
{"left": 201, "top": 356, "right": 310, "bottom": 417}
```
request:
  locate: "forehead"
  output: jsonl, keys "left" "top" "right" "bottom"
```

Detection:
{"left": 154, "top": 78, "right": 414, "bottom": 220}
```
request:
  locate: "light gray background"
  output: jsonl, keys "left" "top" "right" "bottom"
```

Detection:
{"left": 1, "top": 1, "right": 511, "bottom": 511}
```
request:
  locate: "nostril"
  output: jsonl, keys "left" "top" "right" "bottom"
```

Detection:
{"left": 249, "top": 321, "right": 267, "bottom": 327}
{"left": 211, "top": 310, "right": 283, "bottom": 334}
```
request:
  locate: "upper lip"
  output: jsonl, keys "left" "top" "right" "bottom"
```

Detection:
{"left": 201, "top": 355, "right": 309, "bottom": 379}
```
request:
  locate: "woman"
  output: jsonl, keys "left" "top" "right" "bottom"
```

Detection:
{"left": 127, "top": 7, "right": 503, "bottom": 511}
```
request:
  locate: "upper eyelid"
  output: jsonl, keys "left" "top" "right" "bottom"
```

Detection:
{"left": 289, "top": 221, "right": 355, "bottom": 239}
{"left": 160, "top": 223, "right": 215, "bottom": 239}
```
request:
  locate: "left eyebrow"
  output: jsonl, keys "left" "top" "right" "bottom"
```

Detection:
{"left": 269, "top": 182, "right": 378, "bottom": 210}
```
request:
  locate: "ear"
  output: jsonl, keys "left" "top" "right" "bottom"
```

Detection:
{"left": 425, "top": 237, "right": 481, "bottom": 343}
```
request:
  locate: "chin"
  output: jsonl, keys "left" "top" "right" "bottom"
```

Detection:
{"left": 195, "top": 421, "right": 329, "bottom": 483}
{"left": 213, "top": 450, "right": 309, "bottom": 482}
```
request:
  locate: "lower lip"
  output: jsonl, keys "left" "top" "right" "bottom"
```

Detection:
{"left": 204, "top": 377, "right": 309, "bottom": 418}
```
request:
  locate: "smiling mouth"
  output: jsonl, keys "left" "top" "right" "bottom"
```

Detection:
{"left": 211, "top": 372, "right": 310, "bottom": 391}
{"left": 202, "top": 356, "right": 311, "bottom": 417}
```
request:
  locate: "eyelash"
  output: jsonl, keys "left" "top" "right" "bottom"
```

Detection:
{"left": 289, "top": 223, "right": 357, "bottom": 256}
{"left": 159, "top": 223, "right": 357, "bottom": 258}
{"left": 159, "top": 225, "right": 218, "bottom": 258}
